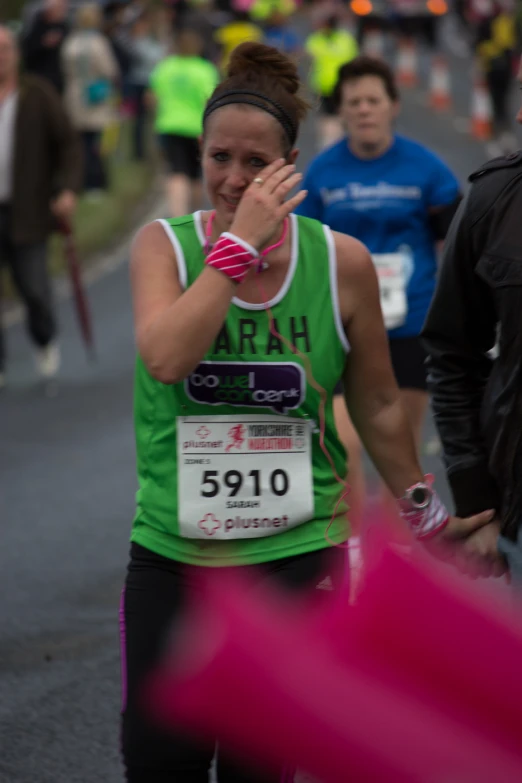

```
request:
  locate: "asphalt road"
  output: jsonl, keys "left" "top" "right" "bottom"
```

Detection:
{"left": 0, "top": 32, "right": 518, "bottom": 782}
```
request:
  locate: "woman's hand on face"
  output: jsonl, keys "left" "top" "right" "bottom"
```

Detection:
{"left": 229, "top": 158, "right": 307, "bottom": 250}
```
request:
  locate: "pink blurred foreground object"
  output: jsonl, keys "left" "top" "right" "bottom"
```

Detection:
{"left": 146, "top": 528, "right": 522, "bottom": 783}
{"left": 321, "top": 524, "right": 522, "bottom": 754}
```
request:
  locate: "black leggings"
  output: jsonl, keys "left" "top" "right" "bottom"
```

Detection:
{"left": 120, "top": 543, "right": 347, "bottom": 782}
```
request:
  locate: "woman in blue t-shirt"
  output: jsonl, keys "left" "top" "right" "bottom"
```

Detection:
{"left": 297, "top": 55, "right": 461, "bottom": 525}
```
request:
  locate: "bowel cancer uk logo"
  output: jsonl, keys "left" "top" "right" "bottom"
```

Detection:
{"left": 185, "top": 361, "right": 305, "bottom": 414}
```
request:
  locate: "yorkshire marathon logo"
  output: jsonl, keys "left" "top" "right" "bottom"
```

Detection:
{"left": 223, "top": 422, "right": 306, "bottom": 453}
{"left": 185, "top": 361, "right": 305, "bottom": 414}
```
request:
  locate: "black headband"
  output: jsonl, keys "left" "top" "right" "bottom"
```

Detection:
{"left": 203, "top": 90, "right": 298, "bottom": 146}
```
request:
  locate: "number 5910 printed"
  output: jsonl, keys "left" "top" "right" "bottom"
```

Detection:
{"left": 200, "top": 469, "right": 290, "bottom": 498}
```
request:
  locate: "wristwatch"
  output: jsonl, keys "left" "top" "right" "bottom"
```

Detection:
{"left": 399, "top": 481, "right": 434, "bottom": 512}
{"left": 398, "top": 475, "right": 449, "bottom": 539}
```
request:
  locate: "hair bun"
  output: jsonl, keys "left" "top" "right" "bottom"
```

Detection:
{"left": 227, "top": 42, "right": 300, "bottom": 96}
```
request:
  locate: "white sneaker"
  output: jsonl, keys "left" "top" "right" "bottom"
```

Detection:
{"left": 36, "top": 342, "right": 61, "bottom": 379}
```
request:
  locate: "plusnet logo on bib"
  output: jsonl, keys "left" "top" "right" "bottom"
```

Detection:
{"left": 186, "top": 361, "right": 305, "bottom": 414}
{"left": 198, "top": 512, "right": 289, "bottom": 537}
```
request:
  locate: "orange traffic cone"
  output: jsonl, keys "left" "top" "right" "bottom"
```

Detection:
{"left": 396, "top": 38, "right": 419, "bottom": 88}
{"left": 429, "top": 54, "right": 451, "bottom": 111}
{"left": 470, "top": 75, "right": 493, "bottom": 140}
{"left": 363, "top": 28, "right": 385, "bottom": 58}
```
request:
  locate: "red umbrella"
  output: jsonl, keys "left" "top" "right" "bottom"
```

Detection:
{"left": 57, "top": 219, "right": 96, "bottom": 362}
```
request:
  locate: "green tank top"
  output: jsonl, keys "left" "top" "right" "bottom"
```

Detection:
{"left": 131, "top": 212, "right": 350, "bottom": 566}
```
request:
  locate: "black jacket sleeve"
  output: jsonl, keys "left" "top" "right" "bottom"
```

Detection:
{"left": 421, "top": 189, "right": 500, "bottom": 517}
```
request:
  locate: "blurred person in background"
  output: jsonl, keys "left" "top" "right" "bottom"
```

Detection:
{"left": 148, "top": 28, "right": 219, "bottom": 216}
{"left": 390, "top": 0, "right": 444, "bottom": 51}
{"left": 250, "top": 0, "right": 297, "bottom": 24}
{"left": 61, "top": 2, "right": 120, "bottom": 197}
{"left": 474, "top": 0, "right": 518, "bottom": 155}
{"left": 181, "top": 0, "right": 224, "bottom": 64}
{"left": 20, "top": 0, "right": 70, "bottom": 95}
{"left": 304, "top": 13, "right": 359, "bottom": 149}
{"left": 103, "top": 0, "right": 136, "bottom": 90}
{"left": 148, "top": 3, "right": 176, "bottom": 48}
{"left": 214, "top": 8, "right": 263, "bottom": 73}
{"left": 0, "top": 25, "right": 82, "bottom": 389}
{"left": 126, "top": 9, "right": 165, "bottom": 160}
{"left": 296, "top": 56, "right": 461, "bottom": 527}
{"left": 161, "top": 0, "right": 191, "bottom": 31}
{"left": 352, "top": 0, "right": 392, "bottom": 48}
{"left": 263, "top": 8, "right": 302, "bottom": 54}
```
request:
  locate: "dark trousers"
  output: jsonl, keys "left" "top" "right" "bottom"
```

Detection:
{"left": 81, "top": 131, "right": 108, "bottom": 192}
{"left": 486, "top": 63, "right": 513, "bottom": 134}
{"left": 0, "top": 205, "right": 56, "bottom": 371}
{"left": 121, "top": 543, "right": 346, "bottom": 782}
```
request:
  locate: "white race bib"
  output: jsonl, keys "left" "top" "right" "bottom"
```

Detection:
{"left": 372, "top": 253, "right": 408, "bottom": 330}
{"left": 177, "top": 414, "right": 314, "bottom": 540}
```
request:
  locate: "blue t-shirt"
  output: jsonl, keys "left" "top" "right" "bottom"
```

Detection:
{"left": 296, "top": 135, "right": 460, "bottom": 338}
{"left": 263, "top": 26, "right": 301, "bottom": 53}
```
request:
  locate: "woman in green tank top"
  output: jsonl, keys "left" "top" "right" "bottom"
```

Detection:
{"left": 121, "top": 40, "right": 497, "bottom": 783}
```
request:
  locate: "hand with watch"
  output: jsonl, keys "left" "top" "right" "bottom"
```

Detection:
{"left": 398, "top": 474, "right": 507, "bottom": 578}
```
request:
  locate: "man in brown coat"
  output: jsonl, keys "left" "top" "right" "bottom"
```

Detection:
{"left": 0, "top": 24, "right": 82, "bottom": 388}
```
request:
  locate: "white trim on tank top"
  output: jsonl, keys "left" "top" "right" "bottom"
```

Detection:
{"left": 156, "top": 219, "right": 188, "bottom": 289}
{"left": 193, "top": 210, "right": 299, "bottom": 311}
{"left": 323, "top": 225, "right": 351, "bottom": 354}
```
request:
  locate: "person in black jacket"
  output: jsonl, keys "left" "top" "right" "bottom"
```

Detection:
{"left": 21, "top": 0, "right": 69, "bottom": 95}
{"left": 422, "top": 73, "right": 522, "bottom": 582}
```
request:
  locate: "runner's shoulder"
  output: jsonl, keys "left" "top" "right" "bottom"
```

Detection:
{"left": 131, "top": 216, "right": 194, "bottom": 259}
{"left": 332, "top": 231, "right": 374, "bottom": 284}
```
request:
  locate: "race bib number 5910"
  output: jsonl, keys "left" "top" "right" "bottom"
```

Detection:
{"left": 177, "top": 414, "right": 314, "bottom": 540}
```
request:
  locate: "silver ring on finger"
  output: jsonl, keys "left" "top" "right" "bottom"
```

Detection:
{"left": 253, "top": 177, "right": 264, "bottom": 186}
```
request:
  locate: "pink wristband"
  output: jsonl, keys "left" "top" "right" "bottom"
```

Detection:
{"left": 399, "top": 489, "right": 450, "bottom": 540}
{"left": 205, "top": 232, "right": 259, "bottom": 284}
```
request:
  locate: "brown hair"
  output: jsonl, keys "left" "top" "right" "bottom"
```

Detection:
{"left": 333, "top": 55, "right": 400, "bottom": 109}
{"left": 203, "top": 42, "right": 310, "bottom": 152}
